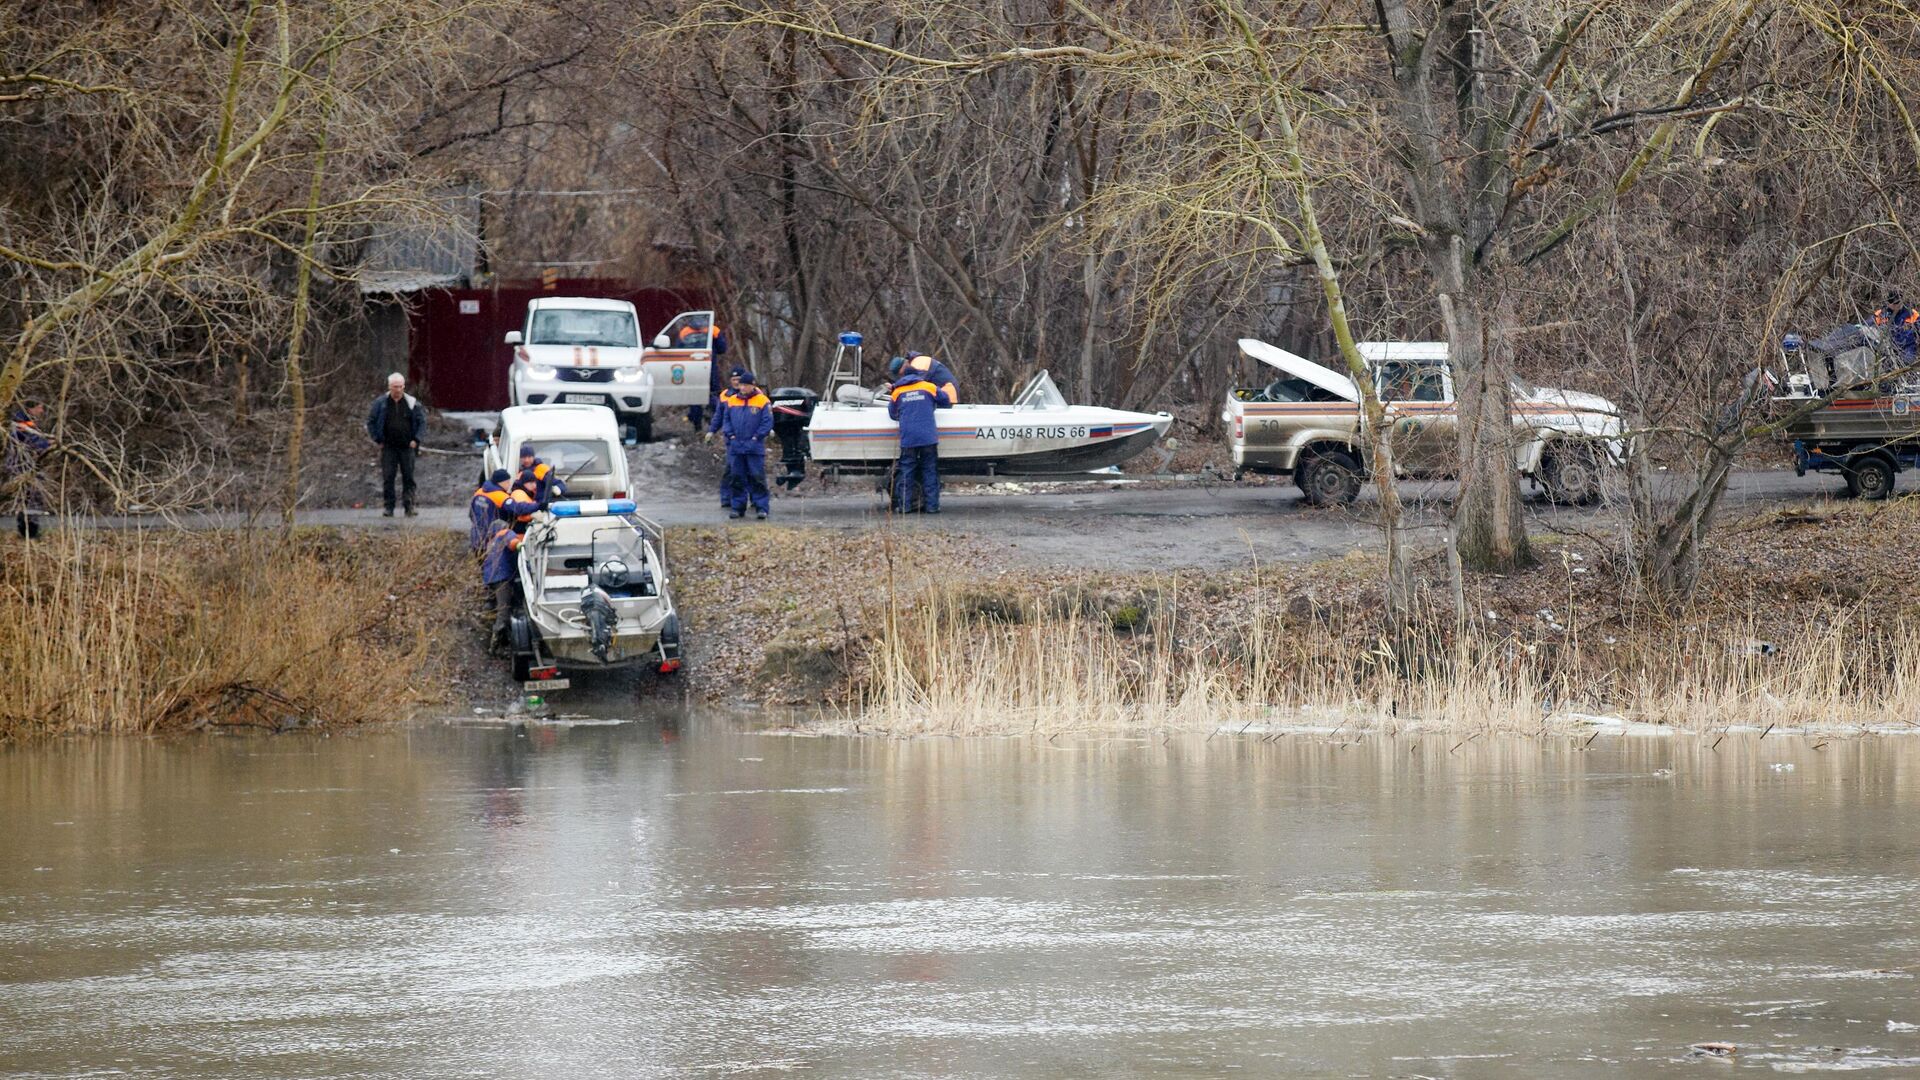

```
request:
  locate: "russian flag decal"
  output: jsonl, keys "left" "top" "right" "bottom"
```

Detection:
{"left": 1090, "top": 425, "right": 1114, "bottom": 438}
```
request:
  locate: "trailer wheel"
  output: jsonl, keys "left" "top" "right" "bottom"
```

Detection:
{"left": 509, "top": 614, "right": 535, "bottom": 682}
{"left": 1298, "top": 451, "right": 1362, "bottom": 507}
{"left": 1847, "top": 455, "right": 1896, "bottom": 501}
{"left": 1540, "top": 443, "right": 1605, "bottom": 506}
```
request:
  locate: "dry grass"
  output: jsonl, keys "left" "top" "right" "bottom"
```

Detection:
{"left": 847, "top": 501, "right": 1920, "bottom": 737}
{"left": 853, "top": 585, "right": 1920, "bottom": 736}
{"left": 1, "top": 527, "right": 465, "bottom": 739}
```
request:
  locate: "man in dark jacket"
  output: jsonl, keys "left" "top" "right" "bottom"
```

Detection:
{"left": 366, "top": 373, "right": 426, "bottom": 516}
{"left": 889, "top": 372, "right": 950, "bottom": 513}
{"left": 720, "top": 372, "right": 773, "bottom": 519}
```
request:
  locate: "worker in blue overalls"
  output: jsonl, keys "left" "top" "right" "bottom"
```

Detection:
{"left": 705, "top": 366, "right": 748, "bottom": 508}
{"left": 481, "top": 510, "right": 525, "bottom": 651}
{"left": 719, "top": 371, "right": 773, "bottom": 520}
{"left": 889, "top": 367, "right": 949, "bottom": 514}
{"left": 468, "top": 469, "right": 513, "bottom": 552}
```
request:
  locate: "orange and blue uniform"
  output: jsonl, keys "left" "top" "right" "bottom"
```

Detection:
{"left": 889, "top": 375, "right": 949, "bottom": 513}
{"left": 719, "top": 383, "right": 773, "bottom": 516}
{"left": 468, "top": 471, "right": 512, "bottom": 551}
{"left": 905, "top": 354, "right": 959, "bottom": 405}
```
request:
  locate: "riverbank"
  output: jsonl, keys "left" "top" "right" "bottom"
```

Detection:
{"left": 671, "top": 498, "right": 1920, "bottom": 737}
{"left": 11, "top": 496, "right": 1918, "bottom": 740}
{"left": 0, "top": 528, "right": 464, "bottom": 740}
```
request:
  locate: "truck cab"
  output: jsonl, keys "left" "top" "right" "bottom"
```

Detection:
{"left": 1223, "top": 338, "right": 1622, "bottom": 506}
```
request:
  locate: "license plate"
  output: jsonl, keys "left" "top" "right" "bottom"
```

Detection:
{"left": 523, "top": 678, "right": 570, "bottom": 691}
{"left": 561, "top": 394, "right": 603, "bottom": 404}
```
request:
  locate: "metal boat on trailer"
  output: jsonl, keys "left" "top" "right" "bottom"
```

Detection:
{"left": 507, "top": 498, "right": 682, "bottom": 685}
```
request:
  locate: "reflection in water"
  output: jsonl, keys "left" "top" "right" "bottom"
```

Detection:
{"left": 4, "top": 723, "right": 1920, "bottom": 1077}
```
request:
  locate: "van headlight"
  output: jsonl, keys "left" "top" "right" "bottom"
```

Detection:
{"left": 525, "top": 363, "right": 556, "bottom": 379}
{"left": 613, "top": 366, "right": 647, "bottom": 383}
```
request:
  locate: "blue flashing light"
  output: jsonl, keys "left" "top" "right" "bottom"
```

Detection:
{"left": 550, "top": 498, "right": 637, "bottom": 518}
{"left": 839, "top": 331, "right": 864, "bottom": 347}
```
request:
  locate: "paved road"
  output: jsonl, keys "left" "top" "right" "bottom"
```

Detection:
{"left": 92, "top": 466, "right": 1831, "bottom": 571}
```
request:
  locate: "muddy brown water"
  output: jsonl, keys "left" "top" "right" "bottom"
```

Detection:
{"left": 4, "top": 719, "right": 1920, "bottom": 1077}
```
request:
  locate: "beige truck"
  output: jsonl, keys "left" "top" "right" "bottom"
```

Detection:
{"left": 1223, "top": 338, "right": 1624, "bottom": 506}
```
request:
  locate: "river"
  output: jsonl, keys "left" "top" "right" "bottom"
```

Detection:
{"left": 4, "top": 718, "right": 1919, "bottom": 1077}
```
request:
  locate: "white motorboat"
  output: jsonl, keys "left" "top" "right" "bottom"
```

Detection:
{"left": 769, "top": 332, "right": 1172, "bottom": 481}
{"left": 506, "top": 498, "right": 682, "bottom": 685}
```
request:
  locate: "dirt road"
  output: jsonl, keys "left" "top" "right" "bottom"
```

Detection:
{"left": 99, "top": 432, "right": 1832, "bottom": 570}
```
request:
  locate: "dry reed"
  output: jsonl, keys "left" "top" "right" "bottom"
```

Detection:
{"left": 853, "top": 577, "right": 1920, "bottom": 737}
{"left": 1, "top": 526, "right": 464, "bottom": 739}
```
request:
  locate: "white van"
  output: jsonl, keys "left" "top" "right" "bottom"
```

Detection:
{"left": 482, "top": 404, "right": 632, "bottom": 501}
{"left": 505, "top": 297, "right": 655, "bottom": 441}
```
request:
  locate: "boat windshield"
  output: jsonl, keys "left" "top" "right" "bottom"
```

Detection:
{"left": 1013, "top": 370, "right": 1068, "bottom": 410}
{"left": 529, "top": 438, "right": 614, "bottom": 477}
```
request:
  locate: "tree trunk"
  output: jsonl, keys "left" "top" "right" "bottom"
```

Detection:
{"left": 284, "top": 65, "right": 334, "bottom": 526}
{"left": 1435, "top": 255, "right": 1532, "bottom": 572}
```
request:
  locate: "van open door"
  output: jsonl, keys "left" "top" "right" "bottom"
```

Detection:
{"left": 642, "top": 310, "right": 720, "bottom": 411}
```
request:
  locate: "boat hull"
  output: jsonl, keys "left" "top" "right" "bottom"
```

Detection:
{"left": 805, "top": 405, "right": 1171, "bottom": 477}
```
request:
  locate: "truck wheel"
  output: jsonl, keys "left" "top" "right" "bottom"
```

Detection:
{"left": 1847, "top": 455, "right": 1896, "bottom": 501}
{"left": 630, "top": 415, "right": 653, "bottom": 444}
{"left": 1299, "top": 451, "right": 1361, "bottom": 507}
{"left": 1540, "top": 444, "right": 1604, "bottom": 506}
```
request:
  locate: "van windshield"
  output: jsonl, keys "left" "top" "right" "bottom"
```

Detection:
{"left": 529, "top": 439, "right": 614, "bottom": 477}
{"left": 528, "top": 309, "right": 638, "bottom": 348}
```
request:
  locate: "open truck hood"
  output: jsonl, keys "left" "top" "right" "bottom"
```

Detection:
{"left": 1238, "top": 338, "right": 1358, "bottom": 402}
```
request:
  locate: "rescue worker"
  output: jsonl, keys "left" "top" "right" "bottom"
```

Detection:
{"left": 468, "top": 469, "right": 513, "bottom": 552}
{"left": 1875, "top": 294, "right": 1920, "bottom": 359}
{"left": 9, "top": 399, "right": 52, "bottom": 539}
{"left": 679, "top": 317, "right": 729, "bottom": 430}
{"left": 719, "top": 370, "right": 773, "bottom": 519}
{"left": 515, "top": 443, "right": 563, "bottom": 505}
{"left": 900, "top": 350, "right": 960, "bottom": 405}
{"left": 889, "top": 367, "right": 950, "bottom": 514}
{"left": 480, "top": 512, "right": 525, "bottom": 651}
{"left": 507, "top": 488, "right": 539, "bottom": 535}
{"left": 705, "top": 366, "right": 748, "bottom": 509}
{"left": 365, "top": 372, "right": 425, "bottom": 517}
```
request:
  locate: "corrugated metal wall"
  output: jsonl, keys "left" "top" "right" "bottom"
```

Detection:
{"left": 406, "top": 280, "right": 709, "bottom": 410}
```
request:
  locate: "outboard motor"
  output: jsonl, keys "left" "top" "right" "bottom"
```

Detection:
{"left": 582, "top": 564, "right": 622, "bottom": 662}
{"left": 769, "top": 386, "right": 818, "bottom": 490}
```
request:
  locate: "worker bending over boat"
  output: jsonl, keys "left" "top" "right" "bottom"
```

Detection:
{"left": 889, "top": 367, "right": 950, "bottom": 514}
{"left": 719, "top": 371, "right": 773, "bottom": 520}
{"left": 898, "top": 350, "right": 960, "bottom": 404}
{"left": 480, "top": 509, "right": 524, "bottom": 652}
{"left": 468, "top": 469, "right": 513, "bottom": 551}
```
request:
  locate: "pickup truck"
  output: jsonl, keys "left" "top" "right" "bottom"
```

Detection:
{"left": 1773, "top": 324, "right": 1920, "bottom": 500}
{"left": 1223, "top": 338, "right": 1624, "bottom": 506}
